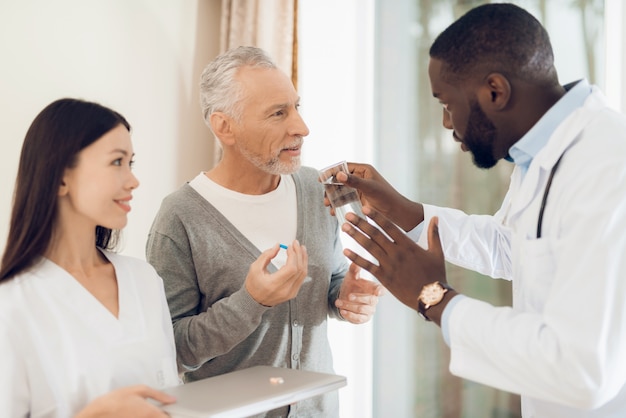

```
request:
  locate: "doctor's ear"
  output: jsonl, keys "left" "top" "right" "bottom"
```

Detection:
{"left": 478, "top": 73, "right": 511, "bottom": 111}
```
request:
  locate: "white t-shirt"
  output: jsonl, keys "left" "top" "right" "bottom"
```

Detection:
{"left": 0, "top": 251, "right": 179, "bottom": 418}
{"left": 190, "top": 172, "right": 298, "bottom": 269}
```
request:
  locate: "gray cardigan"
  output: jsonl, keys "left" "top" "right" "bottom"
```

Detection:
{"left": 146, "top": 167, "right": 347, "bottom": 417}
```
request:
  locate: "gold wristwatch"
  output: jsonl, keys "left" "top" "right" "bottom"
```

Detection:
{"left": 417, "top": 281, "right": 452, "bottom": 321}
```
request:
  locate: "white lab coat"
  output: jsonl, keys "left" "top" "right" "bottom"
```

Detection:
{"left": 422, "top": 87, "right": 626, "bottom": 417}
{"left": 0, "top": 251, "right": 180, "bottom": 418}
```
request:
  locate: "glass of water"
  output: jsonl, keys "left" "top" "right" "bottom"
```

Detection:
{"left": 319, "top": 160, "right": 365, "bottom": 226}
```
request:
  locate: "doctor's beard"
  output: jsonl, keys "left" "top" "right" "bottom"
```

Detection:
{"left": 465, "top": 100, "right": 498, "bottom": 169}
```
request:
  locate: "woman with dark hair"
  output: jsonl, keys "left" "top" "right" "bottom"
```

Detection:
{"left": 0, "top": 98, "right": 179, "bottom": 417}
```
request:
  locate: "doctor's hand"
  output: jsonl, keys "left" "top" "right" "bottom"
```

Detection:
{"left": 340, "top": 209, "right": 449, "bottom": 314}
{"left": 75, "top": 385, "right": 176, "bottom": 418}
{"left": 324, "top": 162, "right": 424, "bottom": 232}
{"left": 245, "top": 240, "right": 308, "bottom": 307}
{"left": 335, "top": 263, "right": 385, "bottom": 324}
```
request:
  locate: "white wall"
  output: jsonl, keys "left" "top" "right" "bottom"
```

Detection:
{"left": 0, "top": 0, "right": 221, "bottom": 259}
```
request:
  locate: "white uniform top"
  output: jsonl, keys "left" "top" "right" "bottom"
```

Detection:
{"left": 0, "top": 250, "right": 180, "bottom": 418}
{"left": 418, "top": 87, "right": 626, "bottom": 416}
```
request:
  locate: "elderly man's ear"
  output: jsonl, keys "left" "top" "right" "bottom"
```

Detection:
{"left": 209, "top": 112, "right": 235, "bottom": 145}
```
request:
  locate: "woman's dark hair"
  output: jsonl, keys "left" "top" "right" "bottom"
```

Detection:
{"left": 0, "top": 98, "right": 131, "bottom": 282}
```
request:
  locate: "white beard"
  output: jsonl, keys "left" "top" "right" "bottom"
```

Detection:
{"left": 237, "top": 144, "right": 301, "bottom": 175}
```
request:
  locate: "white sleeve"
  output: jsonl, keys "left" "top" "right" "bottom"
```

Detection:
{"left": 419, "top": 204, "right": 513, "bottom": 280}
{"left": 0, "top": 315, "right": 29, "bottom": 417}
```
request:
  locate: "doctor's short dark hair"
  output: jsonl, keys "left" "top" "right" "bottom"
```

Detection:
{"left": 429, "top": 3, "right": 558, "bottom": 85}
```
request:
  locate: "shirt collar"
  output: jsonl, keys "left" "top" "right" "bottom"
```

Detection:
{"left": 505, "top": 79, "right": 591, "bottom": 173}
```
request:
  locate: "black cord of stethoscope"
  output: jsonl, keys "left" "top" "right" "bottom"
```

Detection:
{"left": 536, "top": 154, "right": 565, "bottom": 238}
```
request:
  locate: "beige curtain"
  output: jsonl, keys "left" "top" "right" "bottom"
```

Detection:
{"left": 212, "top": 0, "right": 298, "bottom": 164}
{"left": 220, "top": 0, "right": 297, "bottom": 82}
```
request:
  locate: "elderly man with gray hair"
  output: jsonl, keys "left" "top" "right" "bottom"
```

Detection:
{"left": 146, "top": 46, "right": 383, "bottom": 418}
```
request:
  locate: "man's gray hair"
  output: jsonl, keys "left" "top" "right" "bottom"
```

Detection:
{"left": 199, "top": 46, "right": 277, "bottom": 132}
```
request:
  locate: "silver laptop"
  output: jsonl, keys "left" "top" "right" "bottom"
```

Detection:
{"left": 159, "top": 366, "right": 347, "bottom": 418}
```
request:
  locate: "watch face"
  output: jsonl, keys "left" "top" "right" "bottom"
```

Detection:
{"left": 419, "top": 283, "right": 445, "bottom": 305}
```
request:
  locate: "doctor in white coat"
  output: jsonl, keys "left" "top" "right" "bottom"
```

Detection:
{"left": 331, "top": 4, "right": 626, "bottom": 417}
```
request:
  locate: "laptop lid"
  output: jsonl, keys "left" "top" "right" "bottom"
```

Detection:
{"left": 159, "top": 366, "right": 347, "bottom": 418}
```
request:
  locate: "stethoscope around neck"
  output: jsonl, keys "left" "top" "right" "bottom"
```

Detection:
{"left": 536, "top": 153, "right": 565, "bottom": 238}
